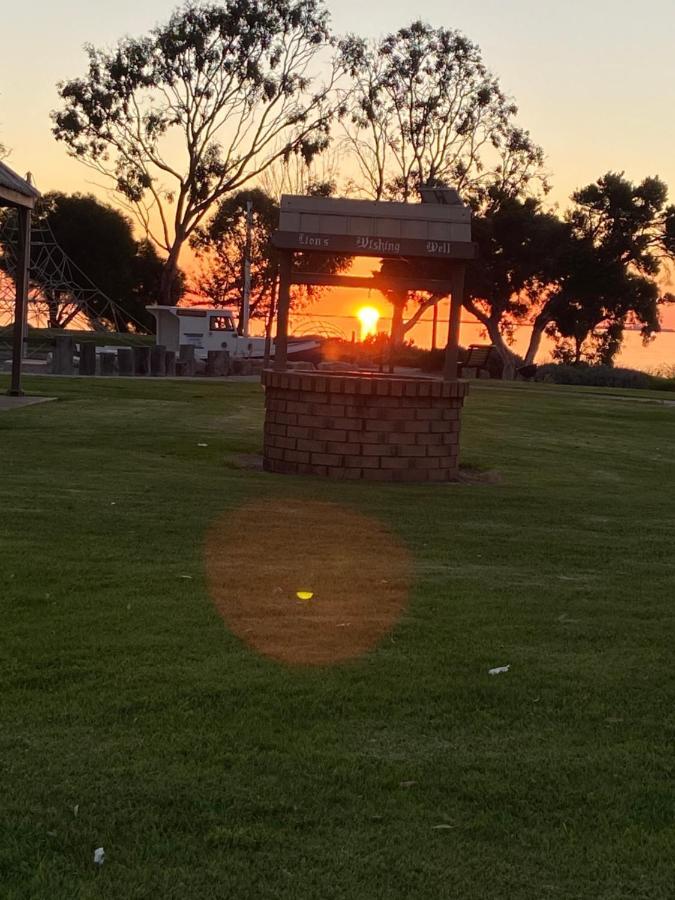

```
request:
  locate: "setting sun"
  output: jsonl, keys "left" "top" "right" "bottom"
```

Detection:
{"left": 357, "top": 306, "right": 380, "bottom": 340}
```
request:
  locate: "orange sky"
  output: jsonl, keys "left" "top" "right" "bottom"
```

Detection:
{"left": 2, "top": 0, "right": 674, "bottom": 369}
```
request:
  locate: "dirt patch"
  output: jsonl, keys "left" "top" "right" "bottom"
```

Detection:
{"left": 204, "top": 499, "right": 412, "bottom": 666}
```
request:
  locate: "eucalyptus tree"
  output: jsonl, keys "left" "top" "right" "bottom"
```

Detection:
{"left": 339, "top": 21, "right": 544, "bottom": 204}
{"left": 52, "top": 0, "right": 343, "bottom": 305}
{"left": 340, "top": 21, "right": 547, "bottom": 361}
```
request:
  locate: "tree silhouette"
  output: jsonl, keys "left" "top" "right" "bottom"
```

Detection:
{"left": 52, "top": 0, "right": 342, "bottom": 305}
{"left": 339, "top": 22, "right": 545, "bottom": 204}
{"left": 547, "top": 173, "right": 675, "bottom": 364}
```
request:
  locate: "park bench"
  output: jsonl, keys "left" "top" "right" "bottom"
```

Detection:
{"left": 458, "top": 344, "right": 499, "bottom": 378}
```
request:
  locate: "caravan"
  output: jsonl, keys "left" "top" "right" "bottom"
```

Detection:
{"left": 147, "top": 306, "right": 320, "bottom": 362}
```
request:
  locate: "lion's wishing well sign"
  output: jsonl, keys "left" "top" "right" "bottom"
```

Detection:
{"left": 272, "top": 195, "right": 477, "bottom": 260}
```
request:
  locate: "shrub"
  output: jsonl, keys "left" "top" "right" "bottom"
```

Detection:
{"left": 534, "top": 363, "right": 675, "bottom": 391}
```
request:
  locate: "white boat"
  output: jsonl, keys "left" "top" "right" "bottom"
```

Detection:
{"left": 147, "top": 305, "right": 320, "bottom": 362}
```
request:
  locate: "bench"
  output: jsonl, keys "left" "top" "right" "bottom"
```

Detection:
{"left": 458, "top": 344, "right": 498, "bottom": 378}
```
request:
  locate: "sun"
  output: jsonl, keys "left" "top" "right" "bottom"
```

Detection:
{"left": 357, "top": 305, "right": 380, "bottom": 340}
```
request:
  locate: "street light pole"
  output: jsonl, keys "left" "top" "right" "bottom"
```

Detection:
{"left": 241, "top": 198, "right": 253, "bottom": 337}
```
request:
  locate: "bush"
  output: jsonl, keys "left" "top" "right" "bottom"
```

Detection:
{"left": 535, "top": 363, "right": 675, "bottom": 391}
{"left": 324, "top": 336, "right": 465, "bottom": 372}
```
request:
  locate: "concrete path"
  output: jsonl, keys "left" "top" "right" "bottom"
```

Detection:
{"left": 0, "top": 395, "right": 56, "bottom": 412}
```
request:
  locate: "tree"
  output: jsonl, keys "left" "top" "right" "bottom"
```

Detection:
{"left": 463, "top": 198, "right": 569, "bottom": 375}
{"left": 192, "top": 188, "right": 280, "bottom": 332}
{"left": 52, "top": 0, "right": 342, "bottom": 305}
{"left": 192, "top": 183, "right": 349, "bottom": 346}
{"left": 546, "top": 173, "right": 675, "bottom": 365}
{"left": 28, "top": 192, "right": 178, "bottom": 330}
{"left": 367, "top": 197, "right": 566, "bottom": 376}
{"left": 339, "top": 21, "right": 544, "bottom": 204}
{"left": 339, "top": 21, "right": 547, "bottom": 357}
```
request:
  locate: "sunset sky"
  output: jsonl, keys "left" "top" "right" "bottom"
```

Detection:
{"left": 2, "top": 0, "right": 675, "bottom": 367}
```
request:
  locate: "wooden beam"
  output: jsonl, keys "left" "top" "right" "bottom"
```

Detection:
{"left": 0, "top": 186, "right": 36, "bottom": 209}
{"left": 289, "top": 271, "right": 453, "bottom": 295}
{"left": 8, "top": 207, "right": 31, "bottom": 396}
{"left": 273, "top": 250, "right": 292, "bottom": 372}
{"left": 443, "top": 264, "right": 465, "bottom": 383}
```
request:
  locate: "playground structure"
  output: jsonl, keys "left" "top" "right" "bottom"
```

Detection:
{"left": 0, "top": 213, "right": 133, "bottom": 333}
{"left": 263, "top": 192, "right": 477, "bottom": 482}
{"left": 0, "top": 168, "right": 153, "bottom": 390}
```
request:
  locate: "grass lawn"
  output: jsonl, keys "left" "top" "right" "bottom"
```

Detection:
{"left": 1, "top": 374, "right": 674, "bottom": 899}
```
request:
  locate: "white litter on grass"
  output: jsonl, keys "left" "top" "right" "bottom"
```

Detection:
{"left": 179, "top": 575, "right": 193, "bottom": 580}
{"left": 197, "top": 443, "right": 208, "bottom": 447}
{"left": 73, "top": 804, "right": 79, "bottom": 817}
{"left": 431, "top": 824, "right": 456, "bottom": 830}
{"left": 488, "top": 665, "right": 510, "bottom": 676}
{"left": 94, "top": 847, "right": 105, "bottom": 865}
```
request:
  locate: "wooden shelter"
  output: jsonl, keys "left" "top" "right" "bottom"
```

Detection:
{"left": 0, "top": 161, "right": 40, "bottom": 395}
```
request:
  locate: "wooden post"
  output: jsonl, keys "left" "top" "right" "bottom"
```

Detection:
{"left": 178, "top": 344, "right": 195, "bottom": 377}
{"left": 117, "top": 347, "right": 133, "bottom": 376}
{"left": 53, "top": 335, "right": 74, "bottom": 375}
{"left": 99, "top": 352, "right": 116, "bottom": 376}
{"left": 8, "top": 207, "right": 31, "bottom": 396}
{"left": 443, "top": 264, "right": 465, "bottom": 382}
{"left": 150, "top": 345, "right": 166, "bottom": 376}
{"left": 206, "top": 349, "right": 228, "bottom": 376}
{"left": 133, "top": 345, "right": 151, "bottom": 376}
{"left": 274, "top": 251, "right": 292, "bottom": 372}
{"left": 79, "top": 341, "right": 97, "bottom": 376}
{"left": 165, "top": 350, "right": 176, "bottom": 376}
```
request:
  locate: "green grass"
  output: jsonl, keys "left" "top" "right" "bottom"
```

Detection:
{"left": 1, "top": 375, "right": 674, "bottom": 899}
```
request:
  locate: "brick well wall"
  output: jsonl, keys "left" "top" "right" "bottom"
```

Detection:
{"left": 262, "top": 370, "right": 469, "bottom": 482}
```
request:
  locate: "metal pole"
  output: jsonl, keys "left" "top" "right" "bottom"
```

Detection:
{"left": 8, "top": 206, "right": 31, "bottom": 397}
{"left": 443, "top": 264, "right": 465, "bottom": 382}
{"left": 431, "top": 300, "right": 438, "bottom": 351}
{"left": 273, "top": 251, "right": 292, "bottom": 372}
{"left": 241, "top": 198, "right": 253, "bottom": 337}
